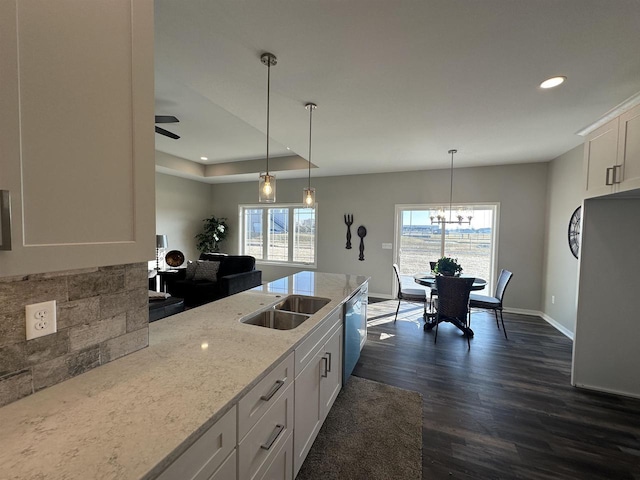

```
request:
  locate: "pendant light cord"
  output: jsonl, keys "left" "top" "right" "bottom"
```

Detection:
{"left": 448, "top": 149, "right": 454, "bottom": 222}
{"left": 266, "top": 60, "right": 271, "bottom": 175}
{"left": 308, "top": 105, "right": 313, "bottom": 189}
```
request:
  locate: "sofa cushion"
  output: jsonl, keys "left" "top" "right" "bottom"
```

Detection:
{"left": 185, "top": 261, "right": 198, "bottom": 280}
{"left": 194, "top": 260, "right": 220, "bottom": 281}
{"left": 218, "top": 255, "right": 256, "bottom": 278}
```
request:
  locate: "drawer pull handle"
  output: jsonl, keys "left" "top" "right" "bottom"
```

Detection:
{"left": 613, "top": 164, "right": 622, "bottom": 184}
{"left": 261, "top": 424, "right": 285, "bottom": 450}
{"left": 605, "top": 167, "right": 614, "bottom": 185}
{"left": 321, "top": 356, "right": 329, "bottom": 378}
{"left": 260, "top": 379, "right": 285, "bottom": 401}
{"left": 325, "top": 351, "right": 332, "bottom": 372}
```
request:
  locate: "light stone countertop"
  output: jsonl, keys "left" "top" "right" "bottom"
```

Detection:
{"left": 0, "top": 271, "right": 368, "bottom": 480}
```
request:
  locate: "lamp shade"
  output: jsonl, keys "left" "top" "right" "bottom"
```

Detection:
{"left": 156, "top": 234, "right": 168, "bottom": 249}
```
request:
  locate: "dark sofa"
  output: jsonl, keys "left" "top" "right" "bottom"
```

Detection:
{"left": 166, "top": 253, "right": 262, "bottom": 307}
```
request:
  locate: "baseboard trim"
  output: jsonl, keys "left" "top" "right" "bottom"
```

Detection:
{"left": 572, "top": 382, "right": 640, "bottom": 400}
{"left": 503, "top": 308, "right": 574, "bottom": 340}
{"left": 540, "top": 313, "right": 574, "bottom": 340}
{"left": 368, "top": 292, "right": 393, "bottom": 300}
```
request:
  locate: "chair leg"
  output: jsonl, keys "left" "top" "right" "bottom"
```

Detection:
{"left": 394, "top": 299, "right": 401, "bottom": 323}
{"left": 499, "top": 310, "right": 508, "bottom": 340}
{"left": 494, "top": 310, "right": 500, "bottom": 329}
{"left": 434, "top": 317, "right": 439, "bottom": 343}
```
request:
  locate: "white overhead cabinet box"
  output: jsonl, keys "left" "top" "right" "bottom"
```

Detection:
{"left": 0, "top": 0, "right": 155, "bottom": 277}
{"left": 583, "top": 104, "right": 640, "bottom": 199}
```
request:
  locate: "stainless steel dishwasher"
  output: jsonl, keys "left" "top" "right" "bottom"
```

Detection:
{"left": 343, "top": 282, "right": 368, "bottom": 382}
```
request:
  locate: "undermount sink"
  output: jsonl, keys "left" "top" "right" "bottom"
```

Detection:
{"left": 241, "top": 295, "right": 331, "bottom": 330}
{"left": 241, "top": 309, "right": 310, "bottom": 330}
{"left": 274, "top": 295, "right": 330, "bottom": 315}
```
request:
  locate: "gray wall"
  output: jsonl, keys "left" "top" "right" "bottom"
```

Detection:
{"left": 209, "top": 163, "right": 548, "bottom": 311}
{"left": 155, "top": 173, "right": 214, "bottom": 264}
{"left": 541, "top": 146, "right": 583, "bottom": 335}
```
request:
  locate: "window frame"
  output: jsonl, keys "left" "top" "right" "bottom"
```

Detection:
{"left": 238, "top": 203, "right": 318, "bottom": 268}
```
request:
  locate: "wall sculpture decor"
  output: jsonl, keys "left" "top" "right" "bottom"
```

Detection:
{"left": 357, "top": 225, "right": 367, "bottom": 261}
{"left": 344, "top": 213, "right": 353, "bottom": 249}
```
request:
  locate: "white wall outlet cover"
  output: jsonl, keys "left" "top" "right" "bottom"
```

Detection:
{"left": 25, "top": 300, "right": 57, "bottom": 340}
{"left": 381, "top": 243, "right": 393, "bottom": 250}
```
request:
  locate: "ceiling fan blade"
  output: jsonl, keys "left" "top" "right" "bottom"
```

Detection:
{"left": 155, "top": 126, "right": 180, "bottom": 139}
{"left": 154, "top": 115, "right": 179, "bottom": 124}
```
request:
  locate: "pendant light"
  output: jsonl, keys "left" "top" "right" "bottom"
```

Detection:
{"left": 303, "top": 102, "right": 317, "bottom": 207}
{"left": 430, "top": 149, "right": 472, "bottom": 225}
{"left": 259, "top": 52, "right": 277, "bottom": 203}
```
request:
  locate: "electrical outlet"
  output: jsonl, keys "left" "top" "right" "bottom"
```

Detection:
{"left": 381, "top": 243, "right": 392, "bottom": 250}
{"left": 552, "top": 295, "right": 555, "bottom": 304}
{"left": 25, "top": 300, "right": 57, "bottom": 340}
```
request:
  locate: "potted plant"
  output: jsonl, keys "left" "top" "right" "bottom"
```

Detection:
{"left": 195, "top": 215, "right": 229, "bottom": 253}
{"left": 433, "top": 256, "right": 463, "bottom": 276}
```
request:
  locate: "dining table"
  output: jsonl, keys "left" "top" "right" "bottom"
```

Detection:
{"left": 413, "top": 273, "right": 487, "bottom": 337}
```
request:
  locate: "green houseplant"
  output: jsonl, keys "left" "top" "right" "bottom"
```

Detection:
{"left": 433, "top": 256, "right": 463, "bottom": 276}
{"left": 195, "top": 215, "right": 229, "bottom": 253}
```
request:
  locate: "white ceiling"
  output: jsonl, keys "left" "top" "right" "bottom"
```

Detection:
{"left": 154, "top": 0, "right": 640, "bottom": 184}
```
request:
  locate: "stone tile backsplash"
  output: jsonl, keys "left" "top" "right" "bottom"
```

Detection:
{"left": 0, "top": 263, "right": 149, "bottom": 406}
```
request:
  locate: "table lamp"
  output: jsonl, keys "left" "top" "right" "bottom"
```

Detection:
{"left": 156, "top": 234, "right": 168, "bottom": 270}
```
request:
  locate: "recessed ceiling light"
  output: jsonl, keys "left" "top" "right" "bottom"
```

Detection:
{"left": 200, "top": 156, "right": 208, "bottom": 161}
{"left": 540, "top": 76, "right": 566, "bottom": 89}
{"left": 286, "top": 147, "right": 291, "bottom": 150}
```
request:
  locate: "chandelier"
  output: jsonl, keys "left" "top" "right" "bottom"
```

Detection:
{"left": 430, "top": 149, "right": 473, "bottom": 225}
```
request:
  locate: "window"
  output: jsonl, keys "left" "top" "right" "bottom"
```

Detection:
{"left": 394, "top": 204, "right": 498, "bottom": 294}
{"left": 240, "top": 205, "right": 317, "bottom": 266}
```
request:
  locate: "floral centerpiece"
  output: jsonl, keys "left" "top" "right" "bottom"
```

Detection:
{"left": 195, "top": 215, "right": 229, "bottom": 253}
{"left": 433, "top": 256, "right": 463, "bottom": 276}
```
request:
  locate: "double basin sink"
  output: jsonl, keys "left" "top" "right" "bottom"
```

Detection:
{"left": 241, "top": 295, "right": 330, "bottom": 330}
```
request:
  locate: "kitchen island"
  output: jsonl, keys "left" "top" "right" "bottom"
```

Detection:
{"left": 0, "top": 271, "right": 368, "bottom": 480}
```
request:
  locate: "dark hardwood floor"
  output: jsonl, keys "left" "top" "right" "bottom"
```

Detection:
{"left": 352, "top": 300, "right": 640, "bottom": 480}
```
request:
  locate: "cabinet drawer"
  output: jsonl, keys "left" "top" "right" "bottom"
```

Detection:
{"left": 158, "top": 406, "right": 236, "bottom": 480}
{"left": 256, "top": 431, "right": 293, "bottom": 480}
{"left": 294, "top": 307, "right": 342, "bottom": 377}
{"left": 209, "top": 449, "right": 236, "bottom": 480}
{"left": 238, "top": 352, "right": 294, "bottom": 441}
{"left": 238, "top": 383, "right": 294, "bottom": 480}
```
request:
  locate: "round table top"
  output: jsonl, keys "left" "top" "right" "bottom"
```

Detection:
{"left": 413, "top": 273, "right": 487, "bottom": 291}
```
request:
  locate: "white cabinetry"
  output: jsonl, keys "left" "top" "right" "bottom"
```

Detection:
{"left": 293, "top": 309, "right": 343, "bottom": 476}
{"left": 157, "top": 406, "right": 237, "bottom": 480}
{"left": 0, "top": 0, "right": 155, "bottom": 276}
{"left": 584, "top": 104, "right": 640, "bottom": 198}
{"left": 617, "top": 104, "right": 640, "bottom": 192}
{"left": 239, "top": 353, "right": 295, "bottom": 480}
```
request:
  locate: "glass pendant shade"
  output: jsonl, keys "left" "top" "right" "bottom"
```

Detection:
{"left": 259, "top": 173, "right": 276, "bottom": 203}
{"left": 303, "top": 187, "right": 316, "bottom": 207}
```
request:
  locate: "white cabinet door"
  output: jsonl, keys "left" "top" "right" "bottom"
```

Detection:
{"left": 293, "top": 321, "right": 343, "bottom": 477}
{"left": 320, "top": 324, "right": 343, "bottom": 417}
{"left": 293, "top": 348, "right": 324, "bottom": 476}
{"left": 583, "top": 118, "right": 619, "bottom": 198}
{"left": 618, "top": 104, "right": 640, "bottom": 193}
{"left": 0, "top": 0, "right": 155, "bottom": 277}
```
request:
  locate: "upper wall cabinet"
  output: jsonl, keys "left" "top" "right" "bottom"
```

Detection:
{"left": 584, "top": 104, "right": 640, "bottom": 199}
{"left": 0, "top": 0, "right": 155, "bottom": 277}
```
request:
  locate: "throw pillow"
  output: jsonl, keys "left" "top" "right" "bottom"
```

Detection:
{"left": 193, "top": 260, "right": 220, "bottom": 282}
{"left": 185, "top": 260, "right": 198, "bottom": 280}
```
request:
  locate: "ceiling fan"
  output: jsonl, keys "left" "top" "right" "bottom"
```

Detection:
{"left": 155, "top": 115, "right": 180, "bottom": 139}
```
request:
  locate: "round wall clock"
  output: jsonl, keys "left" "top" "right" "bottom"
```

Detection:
{"left": 568, "top": 206, "right": 581, "bottom": 259}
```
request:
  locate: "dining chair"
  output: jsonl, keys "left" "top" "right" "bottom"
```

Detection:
{"left": 433, "top": 276, "right": 475, "bottom": 349}
{"left": 392, "top": 263, "right": 428, "bottom": 323}
{"left": 428, "top": 261, "right": 438, "bottom": 310}
{"left": 468, "top": 269, "right": 513, "bottom": 339}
